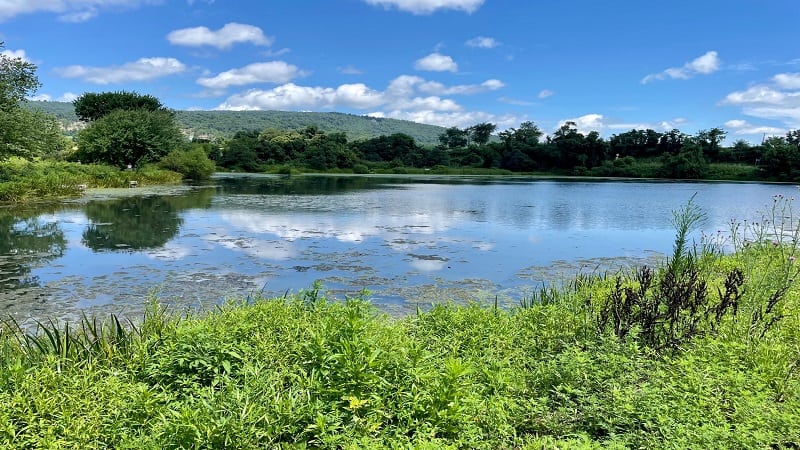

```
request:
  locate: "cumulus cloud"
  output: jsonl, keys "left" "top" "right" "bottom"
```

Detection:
{"left": 27, "top": 92, "right": 79, "bottom": 102}
{"left": 0, "top": 0, "right": 158, "bottom": 22}
{"left": 641, "top": 51, "right": 721, "bottom": 84}
{"left": 216, "top": 74, "right": 515, "bottom": 128}
{"left": 0, "top": 48, "right": 29, "bottom": 62}
{"left": 722, "top": 73, "right": 800, "bottom": 129}
{"left": 218, "top": 83, "right": 385, "bottom": 111}
{"left": 363, "top": 0, "right": 484, "bottom": 14}
{"left": 466, "top": 36, "right": 498, "bottom": 48}
{"left": 387, "top": 75, "right": 503, "bottom": 96}
{"left": 774, "top": 73, "right": 800, "bottom": 90}
{"left": 560, "top": 114, "right": 689, "bottom": 135}
{"left": 724, "top": 119, "right": 784, "bottom": 136}
{"left": 55, "top": 57, "right": 186, "bottom": 84}
{"left": 167, "top": 23, "right": 273, "bottom": 49}
{"left": 414, "top": 53, "right": 458, "bottom": 72}
{"left": 197, "top": 62, "right": 307, "bottom": 89}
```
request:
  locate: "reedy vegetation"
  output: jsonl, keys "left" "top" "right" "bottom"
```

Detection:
{"left": 0, "top": 158, "right": 182, "bottom": 202}
{"left": 1, "top": 200, "right": 800, "bottom": 448}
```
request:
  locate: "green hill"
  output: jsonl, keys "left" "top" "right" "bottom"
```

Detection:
{"left": 25, "top": 101, "right": 447, "bottom": 146}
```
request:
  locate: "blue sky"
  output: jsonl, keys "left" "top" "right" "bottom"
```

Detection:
{"left": 1, "top": 0, "right": 799, "bottom": 143}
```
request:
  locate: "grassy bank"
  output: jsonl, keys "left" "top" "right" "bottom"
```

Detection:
{"left": 0, "top": 158, "right": 183, "bottom": 202}
{"left": 1, "top": 201, "right": 799, "bottom": 448}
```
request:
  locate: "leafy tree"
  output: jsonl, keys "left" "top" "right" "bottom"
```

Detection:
{"left": 695, "top": 127, "right": 726, "bottom": 161}
{"left": 659, "top": 142, "right": 708, "bottom": 179}
{"left": 0, "top": 42, "right": 40, "bottom": 113}
{"left": 73, "top": 91, "right": 168, "bottom": 122}
{"left": 467, "top": 122, "right": 496, "bottom": 146}
{"left": 0, "top": 43, "right": 68, "bottom": 160}
{"left": 76, "top": 109, "right": 184, "bottom": 168}
{"left": 438, "top": 127, "right": 468, "bottom": 149}
{"left": 218, "top": 130, "right": 262, "bottom": 171}
{"left": 1, "top": 108, "right": 68, "bottom": 160}
{"left": 761, "top": 136, "right": 800, "bottom": 180}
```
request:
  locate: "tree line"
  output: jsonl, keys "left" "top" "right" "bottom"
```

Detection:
{"left": 213, "top": 120, "right": 800, "bottom": 181}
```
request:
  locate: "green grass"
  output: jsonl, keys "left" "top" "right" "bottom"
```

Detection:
{"left": 0, "top": 158, "right": 183, "bottom": 202}
{"left": 1, "top": 239, "right": 799, "bottom": 448}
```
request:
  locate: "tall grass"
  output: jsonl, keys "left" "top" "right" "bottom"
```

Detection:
{"left": 0, "top": 158, "right": 182, "bottom": 202}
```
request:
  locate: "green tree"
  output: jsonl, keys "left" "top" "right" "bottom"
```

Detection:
{"left": 0, "top": 43, "right": 68, "bottom": 160}
{"left": 659, "top": 142, "right": 709, "bottom": 179}
{"left": 0, "top": 42, "right": 40, "bottom": 113}
{"left": 73, "top": 91, "right": 168, "bottom": 122}
{"left": 76, "top": 109, "right": 184, "bottom": 168}
{"left": 695, "top": 127, "right": 727, "bottom": 161}
{"left": 0, "top": 107, "right": 68, "bottom": 160}
{"left": 467, "top": 122, "right": 496, "bottom": 146}
{"left": 438, "top": 126, "right": 468, "bottom": 149}
{"left": 761, "top": 136, "right": 800, "bottom": 180}
{"left": 158, "top": 145, "right": 216, "bottom": 180}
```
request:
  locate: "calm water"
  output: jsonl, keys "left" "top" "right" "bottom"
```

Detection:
{"left": 1, "top": 174, "right": 794, "bottom": 323}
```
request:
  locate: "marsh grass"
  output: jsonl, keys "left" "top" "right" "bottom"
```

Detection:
{"left": 1, "top": 202, "right": 799, "bottom": 448}
{"left": 0, "top": 158, "right": 182, "bottom": 202}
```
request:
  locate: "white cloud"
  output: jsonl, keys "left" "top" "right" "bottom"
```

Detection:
{"left": 723, "top": 85, "right": 796, "bottom": 105}
{"left": 537, "top": 89, "right": 554, "bottom": 99}
{"left": 414, "top": 53, "right": 458, "bottom": 72}
{"left": 0, "top": 0, "right": 158, "bottom": 22}
{"left": 722, "top": 74, "right": 800, "bottom": 129}
{"left": 218, "top": 83, "right": 385, "bottom": 111}
{"left": 724, "top": 119, "right": 784, "bottom": 136}
{"left": 363, "top": 0, "right": 484, "bottom": 14}
{"left": 560, "top": 114, "right": 689, "bottom": 135}
{"left": 466, "top": 36, "right": 498, "bottom": 48}
{"left": 56, "top": 57, "right": 186, "bottom": 84}
{"left": 773, "top": 73, "right": 800, "bottom": 89}
{"left": 642, "top": 51, "right": 720, "bottom": 84}
{"left": 167, "top": 23, "right": 273, "bottom": 49}
{"left": 197, "top": 62, "right": 307, "bottom": 89}
{"left": 387, "top": 75, "right": 503, "bottom": 96}
{"left": 0, "top": 48, "right": 29, "bottom": 62}
{"left": 27, "top": 92, "right": 79, "bottom": 102}
{"left": 217, "top": 74, "right": 516, "bottom": 128}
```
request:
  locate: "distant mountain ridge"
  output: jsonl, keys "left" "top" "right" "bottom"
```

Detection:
{"left": 25, "top": 101, "right": 447, "bottom": 146}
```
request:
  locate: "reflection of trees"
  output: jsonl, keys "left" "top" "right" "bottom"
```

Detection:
{"left": 82, "top": 188, "right": 214, "bottom": 252}
{"left": 214, "top": 174, "right": 504, "bottom": 196}
{"left": 0, "top": 208, "right": 66, "bottom": 291}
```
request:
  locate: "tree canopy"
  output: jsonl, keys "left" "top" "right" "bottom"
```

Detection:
{"left": 76, "top": 109, "right": 184, "bottom": 168}
{"left": 73, "top": 91, "right": 169, "bottom": 122}
{"left": 0, "top": 42, "right": 67, "bottom": 160}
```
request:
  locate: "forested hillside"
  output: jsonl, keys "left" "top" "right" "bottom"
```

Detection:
{"left": 24, "top": 101, "right": 446, "bottom": 145}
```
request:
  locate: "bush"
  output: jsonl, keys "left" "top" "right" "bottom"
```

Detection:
{"left": 158, "top": 147, "right": 216, "bottom": 180}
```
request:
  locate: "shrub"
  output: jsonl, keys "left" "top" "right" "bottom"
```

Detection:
{"left": 158, "top": 147, "right": 216, "bottom": 180}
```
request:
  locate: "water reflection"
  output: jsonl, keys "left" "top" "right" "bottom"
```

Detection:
{"left": 83, "top": 197, "right": 183, "bottom": 251}
{"left": 0, "top": 208, "right": 66, "bottom": 292}
{"left": 0, "top": 175, "right": 794, "bottom": 324}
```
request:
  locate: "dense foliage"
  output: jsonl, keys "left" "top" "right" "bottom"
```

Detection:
{"left": 0, "top": 43, "right": 68, "bottom": 160}
{"left": 0, "top": 158, "right": 181, "bottom": 202}
{"left": 76, "top": 109, "right": 185, "bottom": 169}
{"left": 1, "top": 200, "right": 799, "bottom": 448}
{"left": 73, "top": 91, "right": 169, "bottom": 122}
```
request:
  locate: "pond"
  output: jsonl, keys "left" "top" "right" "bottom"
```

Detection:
{"left": 1, "top": 174, "right": 795, "bottom": 323}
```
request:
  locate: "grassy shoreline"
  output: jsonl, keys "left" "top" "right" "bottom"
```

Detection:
{"left": 1, "top": 212, "right": 799, "bottom": 448}
{"left": 0, "top": 158, "right": 183, "bottom": 203}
